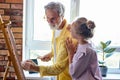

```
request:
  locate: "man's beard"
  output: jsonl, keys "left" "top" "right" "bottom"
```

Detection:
{"left": 49, "top": 18, "right": 63, "bottom": 30}
{"left": 49, "top": 24, "right": 60, "bottom": 30}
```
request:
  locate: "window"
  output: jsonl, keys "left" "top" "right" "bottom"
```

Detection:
{"left": 23, "top": 0, "right": 71, "bottom": 66}
{"left": 23, "top": 0, "right": 120, "bottom": 75}
{"left": 79, "top": 0, "right": 120, "bottom": 73}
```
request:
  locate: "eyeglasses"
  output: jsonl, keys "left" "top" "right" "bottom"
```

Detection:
{"left": 44, "top": 15, "right": 60, "bottom": 22}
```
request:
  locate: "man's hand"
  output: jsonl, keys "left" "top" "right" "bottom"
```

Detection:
{"left": 21, "top": 60, "right": 39, "bottom": 72}
{"left": 37, "top": 53, "right": 52, "bottom": 62}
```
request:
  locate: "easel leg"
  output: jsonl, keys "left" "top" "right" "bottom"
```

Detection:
{"left": 0, "top": 15, "right": 26, "bottom": 80}
{"left": 3, "top": 57, "right": 10, "bottom": 80}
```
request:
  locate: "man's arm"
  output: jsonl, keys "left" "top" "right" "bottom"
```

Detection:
{"left": 37, "top": 52, "right": 52, "bottom": 62}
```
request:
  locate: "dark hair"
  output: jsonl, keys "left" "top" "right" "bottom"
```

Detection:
{"left": 75, "top": 18, "right": 95, "bottom": 39}
{"left": 44, "top": 2, "right": 65, "bottom": 17}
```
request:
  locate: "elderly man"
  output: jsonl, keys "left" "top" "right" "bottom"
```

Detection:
{"left": 22, "top": 1, "right": 77, "bottom": 80}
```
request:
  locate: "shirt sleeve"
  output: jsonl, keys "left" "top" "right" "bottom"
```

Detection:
{"left": 90, "top": 50, "right": 102, "bottom": 80}
{"left": 69, "top": 52, "right": 92, "bottom": 78}
{"left": 39, "top": 37, "right": 69, "bottom": 77}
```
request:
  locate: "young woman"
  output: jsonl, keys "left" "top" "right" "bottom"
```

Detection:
{"left": 66, "top": 17, "right": 102, "bottom": 80}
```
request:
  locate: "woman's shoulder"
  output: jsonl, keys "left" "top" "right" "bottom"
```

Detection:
{"left": 86, "top": 46, "right": 96, "bottom": 55}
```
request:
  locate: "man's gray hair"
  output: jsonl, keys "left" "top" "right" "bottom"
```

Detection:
{"left": 44, "top": 2, "right": 65, "bottom": 17}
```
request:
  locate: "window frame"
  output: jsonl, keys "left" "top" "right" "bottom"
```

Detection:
{"left": 78, "top": 0, "right": 120, "bottom": 73}
{"left": 23, "top": 0, "right": 120, "bottom": 74}
{"left": 23, "top": 0, "right": 76, "bottom": 60}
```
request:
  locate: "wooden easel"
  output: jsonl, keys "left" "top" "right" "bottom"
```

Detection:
{"left": 0, "top": 15, "right": 26, "bottom": 80}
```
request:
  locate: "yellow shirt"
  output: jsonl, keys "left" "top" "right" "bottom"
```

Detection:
{"left": 39, "top": 20, "right": 77, "bottom": 80}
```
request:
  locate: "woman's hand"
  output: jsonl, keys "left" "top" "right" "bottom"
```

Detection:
{"left": 66, "top": 37, "right": 76, "bottom": 63}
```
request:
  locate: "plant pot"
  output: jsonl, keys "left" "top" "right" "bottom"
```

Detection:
{"left": 99, "top": 66, "right": 108, "bottom": 77}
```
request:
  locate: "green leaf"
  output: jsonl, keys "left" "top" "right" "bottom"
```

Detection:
{"left": 105, "top": 53, "right": 114, "bottom": 58}
{"left": 99, "top": 60, "right": 105, "bottom": 64}
{"left": 96, "top": 49, "right": 101, "bottom": 53}
{"left": 104, "top": 48, "right": 116, "bottom": 53}
{"left": 100, "top": 41, "right": 106, "bottom": 49}
{"left": 105, "top": 40, "right": 111, "bottom": 47}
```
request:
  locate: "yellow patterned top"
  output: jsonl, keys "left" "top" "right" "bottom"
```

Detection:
{"left": 39, "top": 19, "right": 77, "bottom": 80}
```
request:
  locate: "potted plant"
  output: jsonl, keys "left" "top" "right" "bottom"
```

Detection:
{"left": 97, "top": 40, "right": 116, "bottom": 77}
